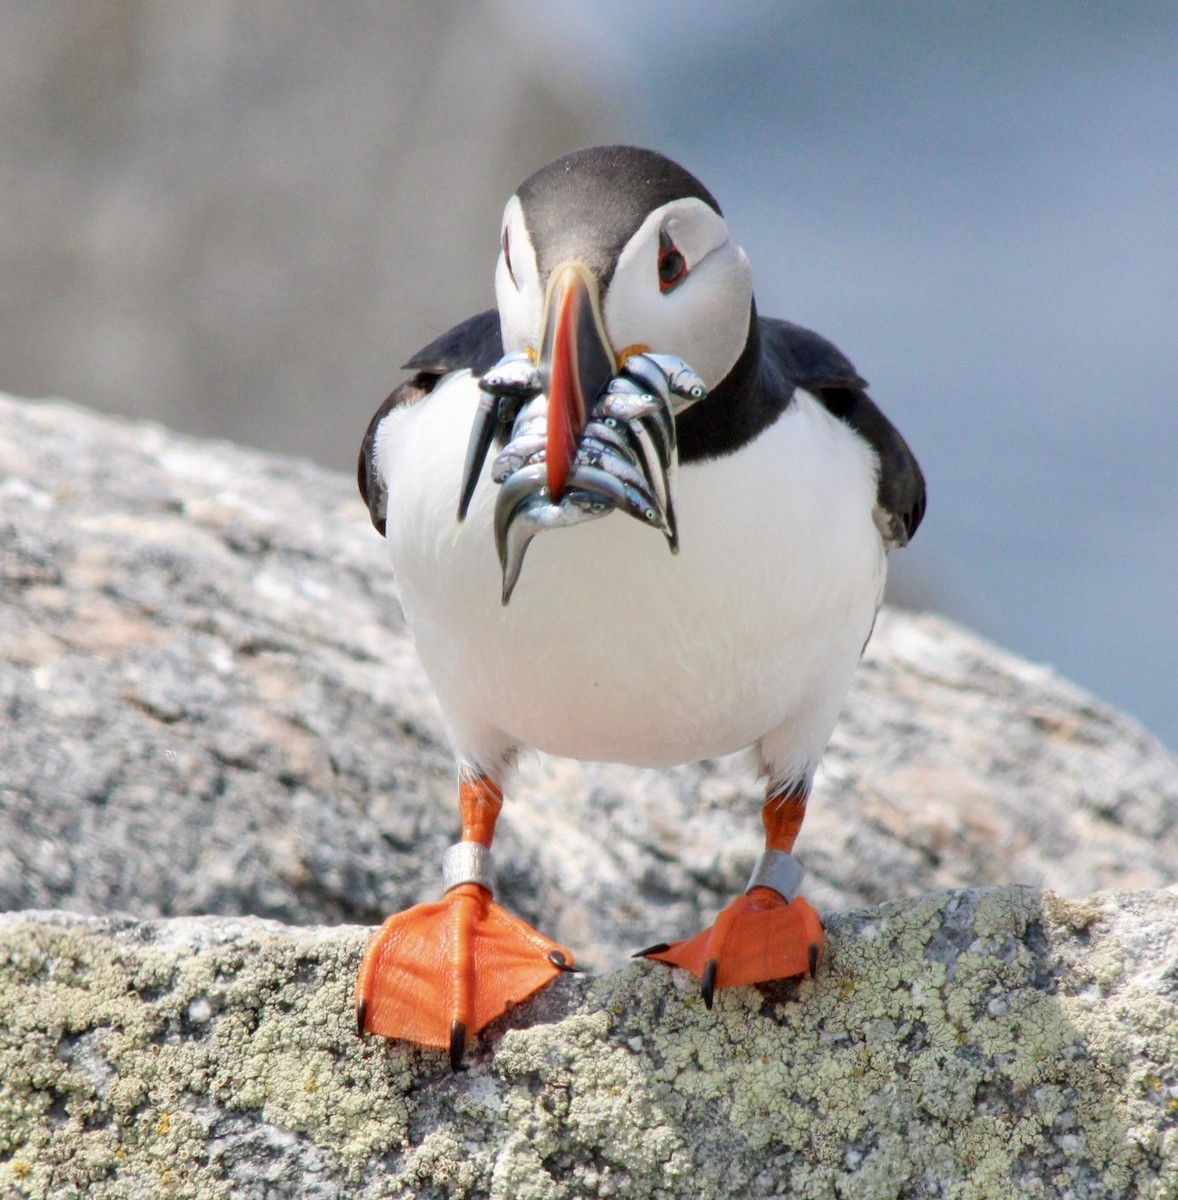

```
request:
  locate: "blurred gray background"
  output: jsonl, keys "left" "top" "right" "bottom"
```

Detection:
{"left": 1, "top": 2, "right": 1174, "bottom": 749}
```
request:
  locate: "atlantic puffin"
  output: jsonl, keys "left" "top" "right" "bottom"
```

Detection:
{"left": 356, "top": 145, "right": 926, "bottom": 1067}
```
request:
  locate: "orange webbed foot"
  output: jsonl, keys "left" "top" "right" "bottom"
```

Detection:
{"left": 355, "top": 882, "right": 576, "bottom": 1068}
{"left": 638, "top": 887, "right": 824, "bottom": 1007}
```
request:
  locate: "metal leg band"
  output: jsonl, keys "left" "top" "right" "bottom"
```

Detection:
{"left": 442, "top": 842, "right": 494, "bottom": 894}
{"left": 745, "top": 850, "right": 803, "bottom": 901}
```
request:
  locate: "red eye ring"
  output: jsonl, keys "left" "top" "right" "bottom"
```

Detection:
{"left": 658, "top": 229, "right": 688, "bottom": 292}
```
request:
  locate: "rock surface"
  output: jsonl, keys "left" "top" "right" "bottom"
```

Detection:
{"left": 3, "top": 393, "right": 1178, "bottom": 1196}
{"left": 3, "top": 395, "right": 1176, "bottom": 965}
{"left": 2, "top": 890, "right": 1177, "bottom": 1199}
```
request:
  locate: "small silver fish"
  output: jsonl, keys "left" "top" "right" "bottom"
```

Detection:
{"left": 508, "top": 394, "right": 550, "bottom": 434}
{"left": 565, "top": 462, "right": 668, "bottom": 535}
{"left": 493, "top": 463, "right": 551, "bottom": 559}
{"left": 479, "top": 352, "right": 542, "bottom": 399}
{"left": 589, "top": 376, "right": 677, "bottom": 539}
{"left": 596, "top": 383, "right": 663, "bottom": 424}
{"left": 491, "top": 436, "right": 546, "bottom": 482}
{"left": 625, "top": 417, "right": 677, "bottom": 551}
{"left": 497, "top": 490, "right": 610, "bottom": 605}
{"left": 457, "top": 390, "right": 501, "bottom": 521}
{"left": 580, "top": 416, "right": 637, "bottom": 463}
{"left": 459, "top": 355, "right": 545, "bottom": 520}
{"left": 622, "top": 352, "right": 707, "bottom": 411}
{"left": 474, "top": 348, "right": 708, "bottom": 601}
{"left": 575, "top": 438, "right": 661, "bottom": 507}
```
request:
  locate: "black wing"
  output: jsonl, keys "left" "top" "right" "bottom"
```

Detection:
{"left": 358, "top": 309, "right": 503, "bottom": 536}
{"left": 760, "top": 318, "right": 927, "bottom": 547}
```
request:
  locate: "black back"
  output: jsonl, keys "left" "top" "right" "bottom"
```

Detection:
{"left": 357, "top": 310, "right": 503, "bottom": 535}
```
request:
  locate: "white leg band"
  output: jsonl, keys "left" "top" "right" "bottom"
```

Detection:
{"left": 442, "top": 842, "right": 494, "bottom": 894}
{"left": 745, "top": 850, "right": 803, "bottom": 900}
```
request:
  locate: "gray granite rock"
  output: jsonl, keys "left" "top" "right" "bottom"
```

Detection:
{"left": 2, "top": 393, "right": 1176, "bottom": 969}
{"left": 4, "top": 394, "right": 1178, "bottom": 1196}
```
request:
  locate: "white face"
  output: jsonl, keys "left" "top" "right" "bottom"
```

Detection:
{"left": 496, "top": 195, "right": 754, "bottom": 393}
{"left": 496, "top": 195, "right": 540, "bottom": 355}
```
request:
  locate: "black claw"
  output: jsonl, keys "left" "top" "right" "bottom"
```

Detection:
{"left": 808, "top": 943, "right": 820, "bottom": 979}
{"left": 632, "top": 942, "right": 671, "bottom": 958}
{"left": 355, "top": 997, "right": 368, "bottom": 1037}
{"left": 701, "top": 959, "right": 718, "bottom": 1010}
{"left": 449, "top": 1021, "right": 467, "bottom": 1073}
{"left": 547, "top": 950, "right": 583, "bottom": 973}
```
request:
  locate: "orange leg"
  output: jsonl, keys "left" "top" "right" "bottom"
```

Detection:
{"left": 355, "top": 772, "right": 576, "bottom": 1067}
{"left": 638, "top": 784, "right": 824, "bottom": 1006}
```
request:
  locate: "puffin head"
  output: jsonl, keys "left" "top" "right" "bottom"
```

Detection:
{"left": 494, "top": 145, "right": 753, "bottom": 497}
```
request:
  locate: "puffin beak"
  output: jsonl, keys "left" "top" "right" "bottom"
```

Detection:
{"left": 537, "top": 261, "right": 615, "bottom": 500}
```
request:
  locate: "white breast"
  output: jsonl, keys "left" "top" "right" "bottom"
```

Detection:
{"left": 377, "top": 372, "right": 886, "bottom": 780}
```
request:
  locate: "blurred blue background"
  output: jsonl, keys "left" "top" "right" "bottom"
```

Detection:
{"left": 1, "top": 3, "right": 1174, "bottom": 748}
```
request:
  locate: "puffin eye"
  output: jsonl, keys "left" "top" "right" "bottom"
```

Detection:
{"left": 502, "top": 228, "right": 516, "bottom": 286}
{"left": 657, "top": 229, "right": 688, "bottom": 292}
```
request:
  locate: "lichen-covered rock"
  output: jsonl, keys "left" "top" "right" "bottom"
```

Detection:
{"left": 2, "top": 890, "right": 1176, "bottom": 1199}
